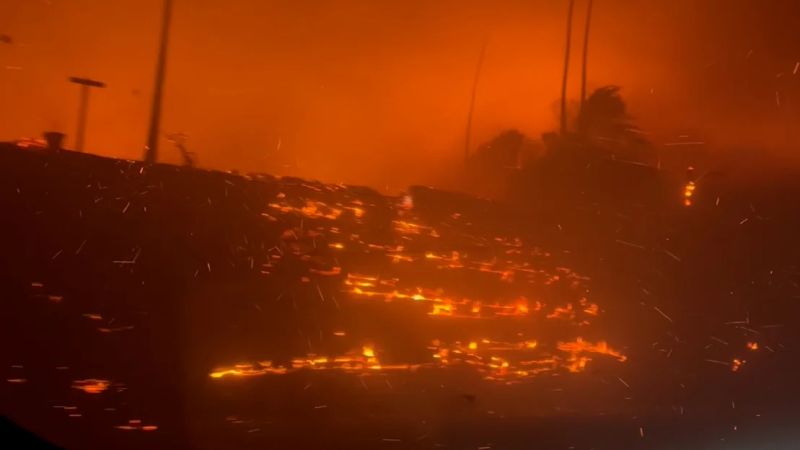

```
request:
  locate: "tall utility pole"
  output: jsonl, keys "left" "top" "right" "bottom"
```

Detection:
{"left": 579, "top": 0, "right": 594, "bottom": 116}
{"left": 68, "top": 77, "right": 106, "bottom": 152}
{"left": 465, "top": 39, "right": 488, "bottom": 166}
{"left": 144, "top": 0, "right": 174, "bottom": 164}
{"left": 559, "top": 0, "right": 575, "bottom": 136}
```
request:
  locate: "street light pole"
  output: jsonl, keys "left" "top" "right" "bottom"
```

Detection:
{"left": 68, "top": 77, "right": 106, "bottom": 152}
{"left": 144, "top": 0, "right": 174, "bottom": 164}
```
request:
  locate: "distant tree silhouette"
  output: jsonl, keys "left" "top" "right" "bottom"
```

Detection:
{"left": 577, "top": 86, "right": 652, "bottom": 162}
{"left": 466, "top": 129, "right": 541, "bottom": 199}
{"left": 578, "top": 86, "right": 626, "bottom": 135}
{"left": 474, "top": 129, "right": 530, "bottom": 169}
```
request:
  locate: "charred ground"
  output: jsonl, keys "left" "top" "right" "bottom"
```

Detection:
{"left": 1, "top": 143, "right": 800, "bottom": 449}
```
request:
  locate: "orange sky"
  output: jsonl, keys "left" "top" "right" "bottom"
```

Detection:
{"left": 1, "top": 0, "right": 798, "bottom": 189}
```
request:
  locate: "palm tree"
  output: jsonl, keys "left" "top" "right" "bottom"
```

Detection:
{"left": 559, "top": 0, "right": 576, "bottom": 136}
{"left": 578, "top": 86, "right": 651, "bottom": 161}
{"left": 580, "top": 0, "right": 594, "bottom": 113}
{"left": 578, "top": 85, "right": 629, "bottom": 137}
{"left": 465, "top": 39, "right": 489, "bottom": 165}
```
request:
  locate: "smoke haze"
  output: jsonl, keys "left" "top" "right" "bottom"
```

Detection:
{"left": 2, "top": 0, "right": 798, "bottom": 189}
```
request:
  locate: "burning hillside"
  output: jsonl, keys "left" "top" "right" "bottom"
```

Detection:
{"left": 2, "top": 143, "right": 800, "bottom": 449}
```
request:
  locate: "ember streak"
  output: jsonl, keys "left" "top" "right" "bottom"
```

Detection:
{"left": 211, "top": 182, "right": 626, "bottom": 382}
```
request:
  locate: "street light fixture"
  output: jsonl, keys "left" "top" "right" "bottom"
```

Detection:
{"left": 68, "top": 76, "right": 106, "bottom": 152}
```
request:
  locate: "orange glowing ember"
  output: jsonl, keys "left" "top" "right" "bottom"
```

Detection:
{"left": 209, "top": 361, "right": 287, "bottom": 379}
{"left": 71, "top": 379, "right": 110, "bottom": 394}
{"left": 361, "top": 345, "right": 375, "bottom": 359}
{"left": 115, "top": 419, "right": 159, "bottom": 432}
{"left": 683, "top": 181, "right": 696, "bottom": 206}
{"left": 426, "top": 337, "right": 625, "bottom": 381}
{"left": 268, "top": 199, "right": 357, "bottom": 221}
{"left": 15, "top": 138, "right": 47, "bottom": 149}
{"left": 209, "top": 345, "right": 415, "bottom": 379}
{"left": 557, "top": 338, "right": 628, "bottom": 362}
{"left": 209, "top": 334, "right": 626, "bottom": 383}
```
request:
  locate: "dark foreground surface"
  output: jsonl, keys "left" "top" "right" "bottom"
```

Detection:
{"left": 2, "top": 143, "right": 800, "bottom": 449}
